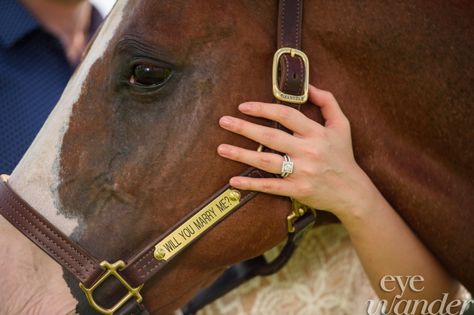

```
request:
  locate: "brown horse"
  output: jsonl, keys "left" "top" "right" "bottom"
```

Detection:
{"left": 5, "top": 0, "right": 473, "bottom": 314}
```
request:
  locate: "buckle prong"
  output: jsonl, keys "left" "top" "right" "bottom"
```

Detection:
{"left": 272, "top": 47, "right": 310, "bottom": 104}
{"left": 79, "top": 260, "right": 143, "bottom": 315}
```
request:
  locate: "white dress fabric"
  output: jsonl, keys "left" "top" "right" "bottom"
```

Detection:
{"left": 199, "top": 224, "right": 378, "bottom": 315}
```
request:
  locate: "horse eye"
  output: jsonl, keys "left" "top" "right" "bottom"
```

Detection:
{"left": 129, "top": 64, "right": 172, "bottom": 87}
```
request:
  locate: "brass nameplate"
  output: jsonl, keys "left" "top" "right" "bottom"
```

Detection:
{"left": 154, "top": 189, "right": 241, "bottom": 261}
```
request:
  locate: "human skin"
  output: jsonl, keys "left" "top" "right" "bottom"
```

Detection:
{"left": 217, "top": 85, "right": 462, "bottom": 313}
{"left": 20, "top": 0, "right": 92, "bottom": 64}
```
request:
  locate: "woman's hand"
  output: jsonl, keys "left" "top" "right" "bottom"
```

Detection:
{"left": 217, "top": 85, "right": 374, "bottom": 220}
{"left": 218, "top": 84, "right": 463, "bottom": 309}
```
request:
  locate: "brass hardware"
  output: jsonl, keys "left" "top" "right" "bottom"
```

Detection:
{"left": 229, "top": 189, "right": 241, "bottom": 202}
{"left": 272, "top": 47, "right": 309, "bottom": 104}
{"left": 79, "top": 260, "right": 143, "bottom": 315}
{"left": 287, "top": 199, "right": 316, "bottom": 233}
{"left": 154, "top": 188, "right": 241, "bottom": 262}
{"left": 154, "top": 247, "right": 166, "bottom": 260}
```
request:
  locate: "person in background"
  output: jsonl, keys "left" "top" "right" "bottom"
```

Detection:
{"left": 0, "top": 1, "right": 103, "bottom": 313}
{"left": 0, "top": 0, "right": 103, "bottom": 174}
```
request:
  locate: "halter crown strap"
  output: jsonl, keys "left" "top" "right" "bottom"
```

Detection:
{"left": 276, "top": 0, "right": 308, "bottom": 102}
{"left": 181, "top": 0, "right": 317, "bottom": 313}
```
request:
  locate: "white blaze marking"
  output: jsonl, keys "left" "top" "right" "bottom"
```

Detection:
{"left": 9, "top": 0, "right": 129, "bottom": 236}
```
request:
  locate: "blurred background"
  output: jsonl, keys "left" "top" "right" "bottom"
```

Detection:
{"left": 90, "top": 0, "right": 117, "bottom": 16}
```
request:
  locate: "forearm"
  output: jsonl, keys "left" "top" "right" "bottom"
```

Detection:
{"left": 337, "top": 169, "right": 460, "bottom": 307}
{"left": 217, "top": 86, "right": 465, "bottom": 314}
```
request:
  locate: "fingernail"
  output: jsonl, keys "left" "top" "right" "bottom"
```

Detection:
{"left": 219, "top": 116, "right": 233, "bottom": 127}
{"left": 217, "top": 144, "right": 231, "bottom": 156}
{"left": 230, "top": 177, "right": 241, "bottom": 186}
{"left": 239, "top": 103, "right": 253, "bottom": 112}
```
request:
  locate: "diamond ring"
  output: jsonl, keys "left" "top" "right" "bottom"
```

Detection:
{"left": 280, "top": 155, "right": 294, "bottom": 178}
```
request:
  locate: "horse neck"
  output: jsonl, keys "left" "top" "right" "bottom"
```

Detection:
{"left": 8, "top": 0, "right": 129, "bottom": 236}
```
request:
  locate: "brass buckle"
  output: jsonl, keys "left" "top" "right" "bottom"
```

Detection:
{"left": 272, "top": 47, "right": 309, "bottom": 104}
{"left": 79, "top": 260, "right": 143, "bottom": 315}
{"left": 287, "top": 199, "right": 316, "bottom": 233}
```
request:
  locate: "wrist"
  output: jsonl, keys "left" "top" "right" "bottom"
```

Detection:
{"left": 333, "top": 165, "right": 383, "bottom": 225}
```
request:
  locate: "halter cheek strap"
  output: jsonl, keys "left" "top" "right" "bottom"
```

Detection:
{"left": 0, "top": 1, "right": 316, "bottom": 314}
{"left": 181, "top": 0, "right": 317, "bottom": 313}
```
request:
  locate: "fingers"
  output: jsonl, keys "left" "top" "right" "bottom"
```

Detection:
{"left": 308, "top": 85, "right": 349, "bottom": 129}
{"left": 219, "top": 116, "right": 302, "bottom": 154}
{"left": 217, "top": 144, "right": 284, "bottom": 174}
{"left": 234, "top": 85, "right": 348, "bottom": 134}
{"left": 229, "top": 176, "right": 296, "bottom": 197}
{"left": 216, "top": 85, "right": 352, "bottom": 203}
{"left": 238, "top": 102, "right": 322, "bottom": 136}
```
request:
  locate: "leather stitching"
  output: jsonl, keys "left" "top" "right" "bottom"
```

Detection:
{"left": 132, "top": 180, "right": 262, "bottom": 281}
{"left": 0, "top": 184, "right": 97, "bottom": 280}
{"left": 0, "top": 193, "right": 86, "bottom": 278}
{"left": 134, "top": 249, "right": 155, "bottom": 272}
{"left": 283, "top": 55, "right": 290, "bottom": 92}
{"left": 136, "top": 254, "right": 159, "bottom": 280}
{"left": 296, "top": 0, "right": 301, "bottom": 48}
{"left": 280, "top": 0, "right": 286, "bottom": 46}
{"left": 299, "top": 59, "right": 304, "bottom": 95}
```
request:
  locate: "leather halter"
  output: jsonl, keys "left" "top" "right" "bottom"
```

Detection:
{"left": 0, "top": 1, "right": 316, "bottom": 314}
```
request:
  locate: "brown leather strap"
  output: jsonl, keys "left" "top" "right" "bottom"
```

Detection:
{"left": 278, "top": 0, "right": 303, "bottom": 49}
{"left": 0, "top": 177, "right": 103, "bottom": 286}
{"left": 115, "top": 299, "right": 149, "bottom": 315}
{"left": 0, "top": 168, "right": 272, "bottom": 313}
{"left": 120, "top": 168, "right": 272, "bottom": 287}
{"left": 277, "top": 0, "right": 305, "bottom": 107}
{"left": 181, "top": 2, "right": 312, "bottom": 313}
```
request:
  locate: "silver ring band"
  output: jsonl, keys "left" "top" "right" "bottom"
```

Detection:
{"left": 280, "top": 154, "right": 294, "bottom": 178}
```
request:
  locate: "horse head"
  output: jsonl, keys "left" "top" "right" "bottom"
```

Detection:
{"left": 11, "top": 1, "right": 312, "bottom": 313}
{"left": 8, "top": 0, "right": 474, "bottom": 314}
